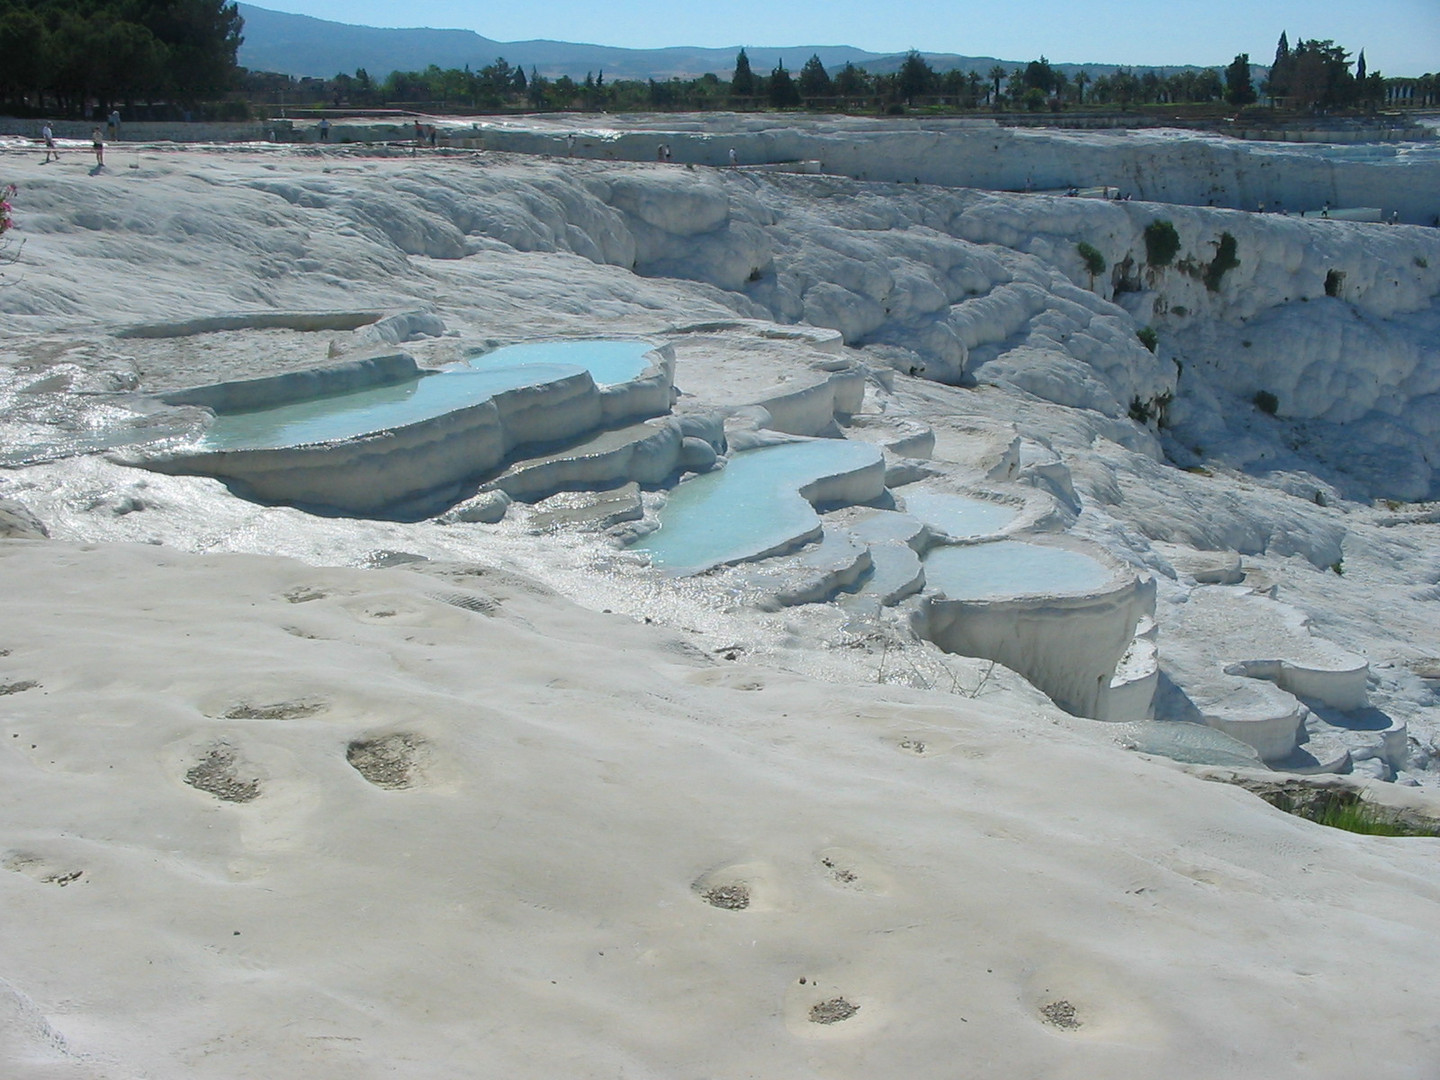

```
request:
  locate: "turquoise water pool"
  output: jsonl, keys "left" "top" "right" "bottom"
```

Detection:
{"left": 903, "top": 491, "right": 1017, "bottom": 538}
{"left": 923, "top": 541, "right": 1113, "bottom": 599}
{"left": 635, "top": 440, "right": 882, "bottom": 574}
{"left": 199, "top": 340, "right": 658, "bottom": 451}
{"left": 201, "top": 363, "right": 581, "bottom": 450}
{"left": 463, "top": 340, "right": 656, "bottom": 386}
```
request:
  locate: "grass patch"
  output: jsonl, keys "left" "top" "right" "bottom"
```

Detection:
{"left": 1257, "top": 788, "right": 1439, "bottom": 837}
{"left": 1136, "top": 326, "right": 1158, "bottom": 352}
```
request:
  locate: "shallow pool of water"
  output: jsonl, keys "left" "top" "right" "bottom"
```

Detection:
{"left": 903, "top": 491, "right": 1017, "bottom": 538}
{"left": 923, "top": 541, "right": 1114, "bottom": 599}
{"left": 201, "top": 363, "right": 579, "bottom": 450}
{"left": 463, "top": 340, "right": 656, "bottom": 386}
{"left": 635, "top": 440, "right": 882, "bottom": 574}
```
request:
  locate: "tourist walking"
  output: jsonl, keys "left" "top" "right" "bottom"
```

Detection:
{"left": 318, "top": 118, "right": 331, "bottom": 141}
{"left": 91, "top": 128, "right": 104, "bottom": 167}
{"left": 728, "top": 147, "right": 738, "bottom": 167}
{"left": 41, "top": 123, "right": 59, "bottom": 163}
{"left": 107, "top": 110, "right": 120, "bottom": 140}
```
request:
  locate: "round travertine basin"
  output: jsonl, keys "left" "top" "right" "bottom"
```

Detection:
{"left": 916, "top": 539, "right": 1154, "bottom": 719}
{"left": 464, "top": 340, "right": 657, "bottom": 386}
{"left": 634, "top": 439, "right": 885, "bottom": 575}
{"left": 923, "top": 540, "right": 1114, "bottom": 599}
{"left": 201, "top": 363, "right": 583, "bottom": 450}
{"left": 902, "top": 491, "right": 1019, "bottom": 540}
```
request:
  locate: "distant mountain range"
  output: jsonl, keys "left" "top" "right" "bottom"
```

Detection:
{"left": 235, "top": 4, "right": 1215, "bottom": 83}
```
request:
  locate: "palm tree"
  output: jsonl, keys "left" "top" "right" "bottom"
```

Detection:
{"left": 988, "top": 65, "right": 1007, "bottom": 105}
{"left": 1074, "top": 70, "right": 1090, "bottom": 105}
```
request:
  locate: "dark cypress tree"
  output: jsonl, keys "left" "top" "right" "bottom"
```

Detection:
{"left": 1225, "top": 54, "right": 1257, "bottom": 106}
{"left": 731, "top": 49, "right": 755, "bottom": 97}
{"left": 1269, "top": 31, "right": 1292, "bottom": 98}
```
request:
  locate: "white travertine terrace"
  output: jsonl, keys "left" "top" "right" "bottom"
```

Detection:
{"left": 131, "top": 345, "right": 677, "bottom": 516}
{"left": 3, "top": 122, "right": 1440, "bottom": 1077}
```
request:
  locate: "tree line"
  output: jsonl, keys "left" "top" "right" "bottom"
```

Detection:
{"left": 250, "top": 51, "right": 1230, "bottom": 114}
{"left": 255, "top": 38, "right": 1421, "bottom": 117}
{"left": 1, "top": 10, "right": 1421, "bottom": 122}
{"left": 0, "top": 0, "right": 244, "bottom": 117}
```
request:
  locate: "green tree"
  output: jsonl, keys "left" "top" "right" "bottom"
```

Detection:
{"left": 834, "top": 62, "right": 869, "bottom": 97}
{"left": 965, "top": 70, "right": 983, "bottom": 106}
{"left": 987, "top": 64, "right": 1007, "bottom": 104}
{"left": 897, "top": 49, "right": 934, "bottom": 102}
{"left": 1286, "top": 39, "right": 1357, "bottom": 111}
{"left": 0, "top": 9, "right": 49, "bottom": 108}
{"left": 1144, "top": 219, "right": 1181, "bottom": 267}
{"left": 1225, "top": 54, "right": 1257, "bottom": 106}
{"left": 1266, "top": 31, "right": 1292, "bottom": 100}
{"left": 768, "top": 61, "right": 800, "bottom": 107}
{"left": 136, "top": 0, "right": 245, "bottom": 101}
{"left": 1, "top": 0, "right": 243, "bottom": 111}
{"left": 1023, "top": 56, "right": 1055, "bottom": 94}
{"left": 731, "top": 48, "right": 755, "bottom": 97}
{"left": 798, "top": 53, "right": 832, "bottom": 99}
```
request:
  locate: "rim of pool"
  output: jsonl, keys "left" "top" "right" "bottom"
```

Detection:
{"left": 460, "top": 339, "right": 664, "bottom": 387}
{"left": 921, "top": 536, "right": 1133, "bottom": 602}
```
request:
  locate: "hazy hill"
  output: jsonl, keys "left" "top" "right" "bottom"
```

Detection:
{"left": 236, "top": 4, "right": 1219, "bottom": 82}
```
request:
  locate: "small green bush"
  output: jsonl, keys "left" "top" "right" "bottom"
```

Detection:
{"left": 1143, "top": 219, "right": 1181, "bottom": 268}
{"left": 1136, "top": 326, "right": 1158, "bottom": 353}
{"left": 1253, "top": 390, "right": 1279, "bottom": 415}
{"left": 1076, "top": 241, "right": 1106, "bottom": 278}
{"left": 1203, "top": 232, "right": 1240, "bottom": 292}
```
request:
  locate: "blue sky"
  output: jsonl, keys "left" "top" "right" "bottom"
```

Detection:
{"left": 249, "top": 1, "right": 1438, "bottom": 76}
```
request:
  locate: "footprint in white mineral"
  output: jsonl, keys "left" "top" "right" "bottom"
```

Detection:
{"left": 222, "top": 699, "right": 328, "bottom": 721}
{"left": 184, "top": 743, "right": 262, "bottom": 803}
{"left": 346, "top": 732, "right": 429, "bottom": 789}
{"left": 3, "top": 851, "right": 85, "bottom": 886}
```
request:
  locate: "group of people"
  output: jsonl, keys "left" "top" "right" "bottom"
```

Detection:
{"left": 652, "top": 143, "right": 741, "bottom": 167}
{"left": 40, "top": 116, "right": 114, "bottom": 167}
